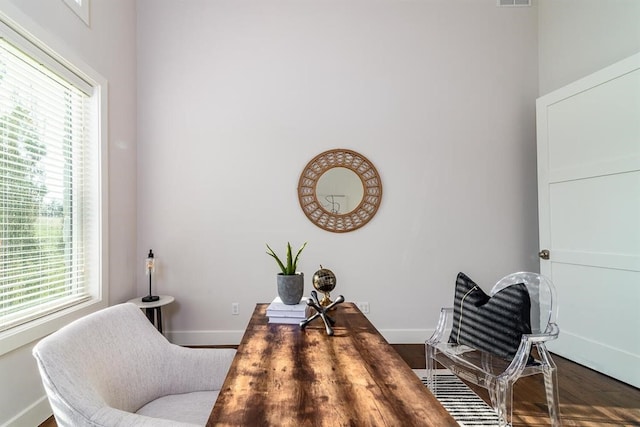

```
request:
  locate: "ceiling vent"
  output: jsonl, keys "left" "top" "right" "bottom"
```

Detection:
{"left": 497, "top": 0, "right": 531, "bottom": 6}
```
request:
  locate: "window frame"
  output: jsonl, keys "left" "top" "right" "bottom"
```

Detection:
{"left": 0, "top": 9, "right": 108, "bottom": 357}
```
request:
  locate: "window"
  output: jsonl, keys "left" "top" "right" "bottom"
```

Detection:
{"left": 0, "top": 16, "right": 106, "bottom": 353}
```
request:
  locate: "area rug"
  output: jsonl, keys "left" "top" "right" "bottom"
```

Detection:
{"left": 413, "top": 369, "right": 500, "bottom": 427}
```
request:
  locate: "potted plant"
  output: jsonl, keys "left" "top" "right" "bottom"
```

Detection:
{"left": 266, "top": 242, "right": 307, "bottom": 305}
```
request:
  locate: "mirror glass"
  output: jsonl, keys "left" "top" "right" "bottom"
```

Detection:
{"left": 316, "top": 167, "right": 364, "bottom": 215}
{"left": 298, "top": 149, "right": 382, "bottom": 233}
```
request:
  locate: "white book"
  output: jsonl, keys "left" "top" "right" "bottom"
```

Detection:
{"left": 266, "top": 296, "right": 309, "bottom": 318}
{"left": 266, "top": 310, "right": 308, "bottom": 319}
{"left": 268, "top": 316, "right": 304, "bottom": 325}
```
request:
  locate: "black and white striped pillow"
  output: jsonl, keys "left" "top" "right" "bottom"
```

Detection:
{"left": 448, "top": 272, "right": 532, "bottom": 361}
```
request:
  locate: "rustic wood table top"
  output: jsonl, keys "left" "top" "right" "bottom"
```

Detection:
{"left": 207, "top": 302, "right": 456, "bottom": 427}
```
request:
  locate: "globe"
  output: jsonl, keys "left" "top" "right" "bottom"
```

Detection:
{"left": 312, "top": 265, "right": 336, "bottom": 307}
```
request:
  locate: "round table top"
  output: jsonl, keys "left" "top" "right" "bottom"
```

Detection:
{"left": 127, "top": 295, "right": 175, "bottom": 308}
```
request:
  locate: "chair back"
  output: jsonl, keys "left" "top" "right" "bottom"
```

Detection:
{"left": 492, "top": 272, "right": 557, "bottom": 336}
{"left": 32, "top": 303, "right": 171, "bottom": 423}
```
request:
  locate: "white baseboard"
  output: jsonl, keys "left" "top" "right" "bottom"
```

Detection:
{"left": 166, "top": 328, "right": 435, "bottom": 346}
{"left": 2, "top": 395, "right": 51, "bottom": 427}
{"left": 166, "top": 330, "right": 245, "bottom": 346}
{"left": 380, "top": 328, "right": 433, "bottom": 344}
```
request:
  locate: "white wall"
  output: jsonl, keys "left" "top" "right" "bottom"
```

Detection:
{"left": 538, "top": 0, "right": 640, "bottom": 95}
{"left": 0, "top": 1, "right": 137, "bottom": 425}
{"left": 137, "top": 0, "right": 539, "bottom": 346}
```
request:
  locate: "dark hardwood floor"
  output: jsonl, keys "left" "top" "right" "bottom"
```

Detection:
{"left": 396, "top": 344, "right": 640, "bottom": 426}
{"left": 40, "top": 344, "right": 640, "bottom": 426}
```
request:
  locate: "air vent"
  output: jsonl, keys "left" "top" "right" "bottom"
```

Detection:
{"left": 497, "top": 0, "right": 531, "bottom": 6}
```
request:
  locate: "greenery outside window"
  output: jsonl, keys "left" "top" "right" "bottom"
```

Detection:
{"left": 0, "top": 16, "right": 107, "bottom": 353}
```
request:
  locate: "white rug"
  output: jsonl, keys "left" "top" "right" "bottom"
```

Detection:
{"left": 414, "top": 369, "right": 501, "bottom": 427}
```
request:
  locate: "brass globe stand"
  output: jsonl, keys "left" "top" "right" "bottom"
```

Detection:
{"left": 312, "top": 265, "right": 337, "bottom": 309}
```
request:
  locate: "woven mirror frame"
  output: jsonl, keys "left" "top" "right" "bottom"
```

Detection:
{"left": 298, "top": 149, "right": 383, "bottom": 233}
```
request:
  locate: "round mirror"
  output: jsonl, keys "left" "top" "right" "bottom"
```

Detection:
{"left": 298, "top": 149, "right": 382, "bottom": 233}
{"left": 316, "top": 167, "right": 364, "bottom": 215}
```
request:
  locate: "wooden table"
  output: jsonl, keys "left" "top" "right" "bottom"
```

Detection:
{"left": 207, "top": 303, "right": 456, "bottom": 426}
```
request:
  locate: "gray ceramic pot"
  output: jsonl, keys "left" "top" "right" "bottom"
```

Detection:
{"left": 277, "top": 272, "right": 304, "bottom": 305}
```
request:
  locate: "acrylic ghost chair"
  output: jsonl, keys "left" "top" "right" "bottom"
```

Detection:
{"left": 425, "top": 272, "right": 561, "bottom": 426}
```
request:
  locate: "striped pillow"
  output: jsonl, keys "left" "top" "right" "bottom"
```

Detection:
{"left": 448, "top": 272, "right": 532, "bottom": 361}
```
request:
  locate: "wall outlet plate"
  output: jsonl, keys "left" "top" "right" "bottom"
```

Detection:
{"left": 356, "top": 302, "right": 370, "bottom": 314}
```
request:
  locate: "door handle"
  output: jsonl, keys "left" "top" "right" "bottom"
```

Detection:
{"left": 538, "top": 249, "right": 550, "bottom": 260}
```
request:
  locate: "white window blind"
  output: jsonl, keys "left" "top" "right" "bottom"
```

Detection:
{"left": 0, "top": 37, "right": 92, "bottom": 332}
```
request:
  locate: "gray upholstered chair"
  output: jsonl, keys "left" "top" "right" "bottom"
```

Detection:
{"left": 32, "top": 303, "right": 236, "bottom": 427}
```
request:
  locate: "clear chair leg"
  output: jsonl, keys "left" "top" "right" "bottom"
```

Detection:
{"left": 543, "top": 367, "right": 561, "bottom": 426}
{"left": 492, "top": 379, "right": 513, "bottom": 427}
{"left": 425, "top": 344, "right": 436, "bottom": 392}
{"left": 537, "top": 344, "right": 561, "bottom": 426}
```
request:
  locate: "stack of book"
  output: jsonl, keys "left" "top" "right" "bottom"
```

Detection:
{"left": 266, "top": 296, "right": 309, "bottom": 324}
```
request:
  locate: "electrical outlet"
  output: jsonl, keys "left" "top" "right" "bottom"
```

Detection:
{"left": 357, "top": 302, "right": 370, "bottom": 314}
{"left": 231, "top": 302, "right": 239, "bottom": 315}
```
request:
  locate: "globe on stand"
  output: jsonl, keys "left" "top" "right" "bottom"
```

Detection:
{"left": 312, "top": 265, "right": 337, "bottom": 309}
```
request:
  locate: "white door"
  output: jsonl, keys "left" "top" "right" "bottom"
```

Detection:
{"left": 536, "top": 52, "right": 640, "bottom": 388}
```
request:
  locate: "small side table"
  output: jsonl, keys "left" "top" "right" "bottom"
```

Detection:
{"left": 127, "top": 295, "right": 175, "bottom": 334}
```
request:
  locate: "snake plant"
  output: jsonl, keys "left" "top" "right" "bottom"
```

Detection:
{"left": 266, "top": 242, "right": 307, "bottom": 275}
